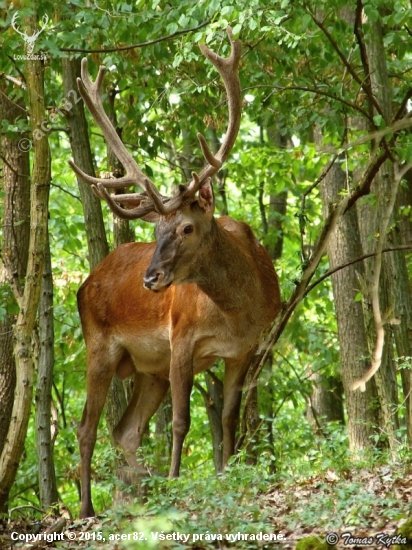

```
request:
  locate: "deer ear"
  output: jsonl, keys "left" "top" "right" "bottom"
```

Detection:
{"left": 141, "top": 211, "right": 159, "bottom": 223}
{"left": 198, "top": 179, "right": 215, "bottom": 214}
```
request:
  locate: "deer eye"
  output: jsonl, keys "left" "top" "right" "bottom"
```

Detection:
{"left": 183, "top": 225, "right": 194, "bottom": 235}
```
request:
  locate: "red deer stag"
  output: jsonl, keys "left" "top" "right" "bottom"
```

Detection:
{"left": 69, "top": 28, "right": 281, "bottom": 519}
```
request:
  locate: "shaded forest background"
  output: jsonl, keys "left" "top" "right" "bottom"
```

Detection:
{"left": 1, "top": 0, "right": 412, "bottom": 547}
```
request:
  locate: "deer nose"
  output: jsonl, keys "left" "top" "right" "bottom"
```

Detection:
{"left": 143, "top": 271, "right": 163, "bottom": 290}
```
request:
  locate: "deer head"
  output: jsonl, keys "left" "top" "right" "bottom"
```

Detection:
{"left": 69, "top": 27, "right": 242, "bottom": 291}
{"left": 11, "top": 12, "right": 48, "bottom": 54}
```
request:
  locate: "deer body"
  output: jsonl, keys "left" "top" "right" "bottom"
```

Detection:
{"left": 77, "top": 213, "right": 280, "bottom": 518}
{"left": 79, "top": 215, "right": 279, "bottom": 377}
{"left": 70, "top": 29, "right": 281, "bottom": 519}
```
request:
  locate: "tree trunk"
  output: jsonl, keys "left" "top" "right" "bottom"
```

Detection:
{"left": 320, "top": 156, "right": 379, "bottom": 450}
{"left": 36, "top": 231, "right": 58, "bottom": 508}
{"left": 0, "top": 9, "right": 51, "bottom": 512}
{"left": 356, "top": 15, "right": 410, "bottom": 447}
{"left": 242, "top": 124, "right": 288, "bottom": 460}
{"left": 154, "top": 390, "right": 172, "bottom": 471}
{"left": 62, "top": 57, "right": 130, "bottom": 435}
{"left": 104, "top": 88, "right": 132, "bottom": 434}
{"left": 395, "top": 168, "right": 412, "bottom": 438}
{"left": 61, "top": 57, "right": 109, "bottom": 270}
{"left": 203, "top": 371, "right": 224, "bottom": 472}
{"left": 306, "top": 372, "right": 344, "bottom": 433}
{"left": 0, "top": 95, "right": 30, "bottom": 459}
{"left": 106, "top": 88, "right": 135, "bottom": 249}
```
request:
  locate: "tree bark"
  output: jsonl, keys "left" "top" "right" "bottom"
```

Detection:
{"left": 106, "top": 88, "right": 135, "bottom": 249}
{"left": 36, "top": 231, "right": 58, "bottom": 508}
{"left": 320, "top": 157, "right": 379, "bottom": 449}
{"left": 356, "top": 15, "right": 410, "bottom": 446}
{"left": 154, "top": 390, "right": 172, "bottom": 470}
{"left": 62, "top": 57, "right": 129, "bottom": 437}
{"left": 62, "top": 57, "right": 109, "bottom": 271}
{"left": 201, "top": 371, "right": 224, "bottom": 472}
{"left": 306, "top": 373, "right": 344, "bottom": 433}
{"left": 104, "top": 87, "right": 132, "bottom": 434}
{"left": 0, "top": 95, "right": 30, "bottom": 459}
{"left": 0, "top": 9, "right": 51, "bottom": 512}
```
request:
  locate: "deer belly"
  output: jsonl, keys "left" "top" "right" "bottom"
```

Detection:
{"left": 193, "top": 335, "right": 253, "bottom": 371}
{"left": 117, "top": 329, "right": 171, "bottom": 377}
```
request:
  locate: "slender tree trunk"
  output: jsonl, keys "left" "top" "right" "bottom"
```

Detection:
{"left": 395, "top": 169, "right": 412, "bottom": 438}
{"left": 62, "top": 57, "right": 130, "bottom": 436}
{"left": 36, "top": 231, "right": 58, "bottom": 508}
{"left": 62, "top": 57, "right": 109, "bottom": 270}
{"left": 306, "top": 372, "right": 344, "bottom": 433}
{"left": 199, "top": 371, "right": 224, "bottom": 472}
{"left": 320, "top": 155, "right": 379, "bottom": 450}
{"left": 265, "top": 125, "right": 288, "bottom": 261}
{"left": 0, "top": 9, "right": 51, "bottom": 511}
{"left": 0, "top": 95, "right": 30, "bottom": 459}
{"left": 103, "top": 88, "right": 133, "bottom": 434}
{"left": 106, "top": 89, "right": 135, "bottom": 249}
{"left": 242, "top": 124, "right": 289, "bottom": 459}
{"left": 154, "top": 390, "right": 172, "bottom": 470}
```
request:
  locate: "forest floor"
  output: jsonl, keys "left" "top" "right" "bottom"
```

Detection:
{"left": 1, "top": 463, "right": 411, "bottom": 550}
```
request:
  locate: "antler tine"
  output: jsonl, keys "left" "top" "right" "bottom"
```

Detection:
{"left": 182, "top": 27, "right": 242, "bottom": 199}
{"left": 69, "top": 58, "right": 166, "bottom": 219}
{"left": 197, "top": 133, "right": 222, "bottom": 169}
{"left": 183, "top": 171, "right": 203, "bottom": 196}
{"left": 152, "top": 172, "right": 203, "bottom": 215}
{"left": 94, "top": 184, "right": 157, "bottom": 220}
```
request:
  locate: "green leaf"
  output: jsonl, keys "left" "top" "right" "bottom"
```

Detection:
{"left": 232, "top": 23, "right": 242, "bottom": 37}
{"left": 167, "top": 22, "right": 179, "bottom": 34}
{"left": 373, "top": 114, "right": 383, "bottom": 127}
{"left": 363, "top": 4, "right": 379, "bottom": 23}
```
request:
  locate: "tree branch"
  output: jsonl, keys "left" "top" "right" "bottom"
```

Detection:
{"left": 60, "top": 20, "right": 210, "bottom": 53}
{"left": 308, "top": 9, "right": 385, "bottom": 119}
{"left": 393, "top": 88, "right": 412, "bottom": 121}
{"left": 321, "top": 114, "right": 412, "bottom": 153}
{"left": 0, "top": 73, "right": 27, "bottom": 89}
{"left": 305, "top": 244, "right": 412, "bottom": 296}
{"left": 242, "top": 145, "right": 390, "bottom": 417}
{"left": 244, "top": 84, "right": 373, "bottom": 121}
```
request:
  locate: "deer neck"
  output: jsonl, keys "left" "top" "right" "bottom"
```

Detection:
{"left": 194, "top": 219, "right": 260, "bottom": 315}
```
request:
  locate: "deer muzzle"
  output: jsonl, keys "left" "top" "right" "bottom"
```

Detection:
{"left": 143, "top": 269, "right": 173, "bottom": 291}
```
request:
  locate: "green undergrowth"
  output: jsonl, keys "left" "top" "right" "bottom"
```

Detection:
{"left": 80, "top": 438, "right": 411, "bottom": 550}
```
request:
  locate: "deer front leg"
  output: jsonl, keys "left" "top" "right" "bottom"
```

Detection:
{"left": 168, "top": 345, "right": 194, "bottom": 478}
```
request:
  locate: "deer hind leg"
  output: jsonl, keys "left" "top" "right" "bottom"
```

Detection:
{"left": 77, "top": 344, "right": 118, "bottom": 519}
{"left": 221, "top": 352, "right": 254, "bottom": 471}
{"left": 113, "top": 372, "right": 169, "bottom": 471}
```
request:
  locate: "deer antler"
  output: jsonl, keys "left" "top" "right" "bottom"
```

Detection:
{"left": 69, "top": 27, "right": 242, "bottom": 219}
{"left": 68, "top": 59, "right": 167, "bottom": 219}
{"left": 140, "top": 27, "right": 242, "bottom": 216}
